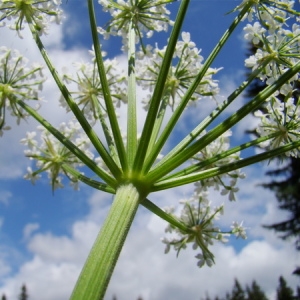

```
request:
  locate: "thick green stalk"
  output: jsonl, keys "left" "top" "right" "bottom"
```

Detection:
{"left": 70, "top": 183, "right": 143, "bottom": 300}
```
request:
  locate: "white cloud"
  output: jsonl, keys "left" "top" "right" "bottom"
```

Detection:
{"left": 23, "top": 223, "right": 40, "bottom": 241}
{"left": 0, "top": 256, "right": 79, "bottom": 300}
{"left": 0, "top": 175, "right": 299, "bottom": 300}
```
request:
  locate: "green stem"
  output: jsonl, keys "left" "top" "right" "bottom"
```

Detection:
{"left": 17, "top": 99, "right": 117, "bottom": 188}
{"left": 153, "top": 139, "right": 300, "bottom": 191}
{"left": 146, "top": 61, "right": 300, "bottom": 183}
{"left": 161, "top": 133, "right": 278, "bottom": 181}
{"left": 133, "top": 0, "right": 190, "bottom": 172}
{"left": 142, "top": 198, "right": 189, "bottom": 232}
{"left": 26, "top": 17, "right": 122, "bottom": 180}
{"left": 70, "top": 183, "right": 143, "bottom": 300}
{"left": 93, "top": 95, "right": 121, "bottom": 168}
{"left": 145, "top": 95, "right": 169, "bottom": 160}
{"left": 62, "top": 164, "right": 115, "bottom": 194}
{"left": 127, "top": 22, "right": 137, "bottom": 168}
{"left": 88, "top": 0, "right": 128, "bottom": 172}
{"left": 143, "top": 48, "right": 273, "bottom": 174}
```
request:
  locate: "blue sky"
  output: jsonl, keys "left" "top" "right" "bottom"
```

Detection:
{"left": 0, "top": 1, "right": 299, "bottom": 299}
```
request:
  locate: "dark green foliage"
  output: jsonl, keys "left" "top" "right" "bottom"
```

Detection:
{"left": 205, "top": 277, "right": 299, "bottom": 300}
{"left": 262, "top": 157, "right": 300, "bottom": 248}
{"left": 296, "top": 286, "right": 300, "bottom": 299}
{"left": 226, "top": 279, "right": 246, "bottom": 300}
{"left": 245, "top": 281, "right": 268, "bottom": 300}
{"left": 18, "top": 284, "right": 28, "bottom": 300}
{"left": 276, "top": 276, "right": 294, "bottom": 300}
{"left": 1, "top": 295, "right": 7, "bottom": 300}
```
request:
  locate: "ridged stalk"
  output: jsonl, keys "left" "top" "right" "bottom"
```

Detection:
{"left": 70, "top": 183, "right": 142, "bottom": 299}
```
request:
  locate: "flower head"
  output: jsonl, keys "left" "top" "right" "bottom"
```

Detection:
{"left": 255, "top": 94, "right": 300, "bottom": 156}
{"left": 192, "top": 130, "right": 245, "bottom": 199}
{"left": 0, "top": 0, "right": 62, "bottom": 36}
{"left": 0, "top": 46, "right": 44, "bottom": 135}
{"left": 162, "top": 187, "right": 246, "bottom": 267}
{"left": 61, "top": 57, "right": 127, "bottom": 122}
{"left": 235, "top": 0, "right": 298, "bottom": 28}
{"left": 21, "top": 120, "right": 94, "bottom": 191}
{"left": 98, "top": 0, "right": 174, "bottom": 47}
{"left": 137, "top": 32, "right": 221, "bottom": 110}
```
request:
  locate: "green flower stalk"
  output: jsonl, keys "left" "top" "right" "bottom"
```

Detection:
{"left": 1, "top": 0, "right": 300, "bottom": 299}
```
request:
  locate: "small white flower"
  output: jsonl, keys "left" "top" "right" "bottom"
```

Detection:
{"left": 23, "top": 167, "right": 41, "bottom": 184}
{"left": 231, "top": 221, "right": 247, "bottom": 239}
{"left": 244, "top": 22, "right": 266, "bottom": 44}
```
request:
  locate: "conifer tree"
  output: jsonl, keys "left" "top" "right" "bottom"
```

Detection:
{"left": 18, "top": 284, "right": 28, "bottom": 300}
{"left": 226, "top": 279, "right": 246, "bottom": 300}
{"left": 276, "top": 276, "right": 294, "bottom": 300}
{"left": 245, "top": 281, "right": 268, "bottom": 300}
{"left": 1, "top": 294, "right": 6, "bottom": 300}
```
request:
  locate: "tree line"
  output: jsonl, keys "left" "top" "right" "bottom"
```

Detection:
{"left": 2, "top": 277, "right": 299, "bottom": 300}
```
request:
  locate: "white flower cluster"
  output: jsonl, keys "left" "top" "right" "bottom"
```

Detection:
{"left": 21, "top": 120, "right": 94, "bottom": 191}
{"left": 243, "top": 0, "right": 300, "bottom": 157}
{"left": 244, "top": 22, "right": 300, "bottom": 83}
{"left": 0, "top": 0, "right": 62, "bottom": 36}
{"left": 137, "top": 32, "right": 221, "bottom": 110}
{"left": 0, "top": 46, "right": 44, "bottom": 136}
{"left": 97, "top": 0, "right": 173, "bottom": 47}
{"left": 61, "top": 57, "right": 127, "bottom": 122}
{"left": 254, "top": 95, "right": 300, "bottom": 156}
{"left": 162, "top": 130, "right": 247, "bottom": 267}
{"left": 193, "top": 130, "right": 245, "bottom": 201}
{"left": 162, "top": 188, "right": 247, "bottom": 268}
{"left": 241, "top": 0, "right": 296, "bottom": 27}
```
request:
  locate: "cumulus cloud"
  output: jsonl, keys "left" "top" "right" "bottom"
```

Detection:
{"left": 0, "top": 177, "right": 299, "bottom": 300}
